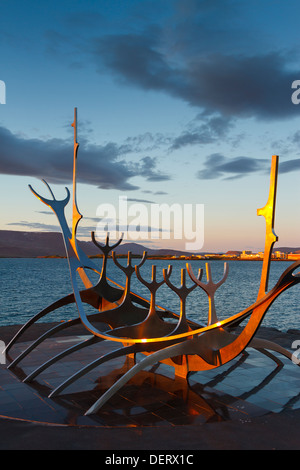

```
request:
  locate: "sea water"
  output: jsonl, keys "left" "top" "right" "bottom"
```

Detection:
{"left": 0, "top": 257, "right": 299, "bottom": 332}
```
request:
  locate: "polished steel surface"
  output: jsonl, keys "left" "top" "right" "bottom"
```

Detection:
{"left": 256, "top": 155, "right": 279, "bottom": 300}
{"left": 5, "top": 109, "right": 300, "bottom": 418}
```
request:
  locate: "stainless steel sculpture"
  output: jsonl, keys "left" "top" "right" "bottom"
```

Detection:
{"left": 5, "top": 109, "right": 300, "bottom": 416}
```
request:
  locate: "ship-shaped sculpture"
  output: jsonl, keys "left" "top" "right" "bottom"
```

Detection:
{"left": 4, "top": 109, "right": 300, "bottom": 416}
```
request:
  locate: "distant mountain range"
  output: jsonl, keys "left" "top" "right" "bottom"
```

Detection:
{"left": 0, "top": 230, "right": 299, "bottom": 258}
{"left": 0, "top": 230, "right": 199, "bottom": 258}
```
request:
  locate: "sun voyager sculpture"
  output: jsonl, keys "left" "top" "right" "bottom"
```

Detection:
{"left": 4, "top": 109, "right": 300, "bottom": 416}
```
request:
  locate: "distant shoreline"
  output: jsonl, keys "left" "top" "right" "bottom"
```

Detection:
{"left": 1, "top": 231, "right": 299, "bottom": 261}
{"left": 0, "top": 255, "right": 296, "bottom": 261}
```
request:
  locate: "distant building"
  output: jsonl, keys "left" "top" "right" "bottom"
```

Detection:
{"left": 274, "top": 251, "right": 288, "bottom": 259}
{"left": 224, "top": 251, "right": 241, "bottom": 258}
{"left": 240, "top": 250, "right": 259, "bottom": 259}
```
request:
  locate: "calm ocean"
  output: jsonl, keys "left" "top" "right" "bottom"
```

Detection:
{"left": 0, "top": 258, "right": 299, "bottom": 332}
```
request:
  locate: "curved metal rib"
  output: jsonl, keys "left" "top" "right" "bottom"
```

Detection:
{"left": 4, "top": 292, "right": 75, "bottom": 353}
{"left": 83, "top": 260, "right": 300, "bottom": 414}
{"left": 67, "top": 252, "right": 300, "bottom": 346}
{"left": 49, "top": 343, "right": 138, "bottom": 398}
{"left": 47, "top": 266, "right": 202, "bottom": 399}
{"left": 8, "top": 318, "right": 81, "bottom": 369}
{"left": 249, "top": 336, "right": 295, "bottom": 362}
{"left": 23, "top": 335, "right": 99, "bottom": 383}
{"left": 84, "top": 340, "right": 191, "bottom": 415}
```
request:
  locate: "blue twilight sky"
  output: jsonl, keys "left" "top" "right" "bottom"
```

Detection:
{"left": 0, "top": 0, "right": 300, "bottom": 252}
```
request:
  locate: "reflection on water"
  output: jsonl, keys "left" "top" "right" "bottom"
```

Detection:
{"left": 0, "top": 257, "right": 299, "bottom": 331}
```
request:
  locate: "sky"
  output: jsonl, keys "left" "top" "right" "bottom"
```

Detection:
{"left": 0, "top": 0, "right": 300, "bottom": 253}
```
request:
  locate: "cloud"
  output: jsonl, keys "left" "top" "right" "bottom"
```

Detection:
{"left": 93, "top": 32, "right": 172, "bottom": 92}
{"left": 7, "top": 220, "right": 100, "bottom": 237}
{"left": 36, "top": 210, "right": 54, "bottom": 215}
{"left": 90, "top": 17, "right": 299, "bottom": 121}
{"left": 196, "top": 154, "right": 269, "bottom": 180}
{"left": 0, "top": 126, "right": 170, "bottom": 190}
{"left": 96, "top": 223, "right": 165, "bottom": 234}
{"left": 6, "top": 221, "right": 60, "bottom": 232}
{"left": 141, "top": 189, "right": 168, "bottom": 196}
{"left": 279, "top": 158, "right": 300, "bottom": 173}
{"left": 41, "top": 1, "right": 300, "bottom": 123}
{"left": 133, "top": 156, "right": 171, "bottom": 182}
{"left": 127, "top": 198, "right": 155, "bottom": 204}
{"left": 170, "top": 114, "right": 234, "bottom": 150}
{"left": 124, "top": 132, "right": 171, "bottom": 152}
{"left": 181, "top": 53, "right": 298, "bottom": 120}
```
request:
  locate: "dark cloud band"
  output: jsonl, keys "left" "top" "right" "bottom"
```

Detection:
{"left": 0, "top": 126, "right": 170, "bottom": 190}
